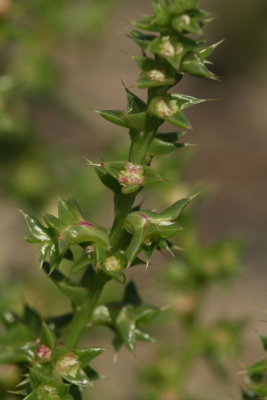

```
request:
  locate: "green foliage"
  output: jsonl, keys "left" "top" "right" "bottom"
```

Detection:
{"left": 0, "top": 0, "right": 122, "bottom": 208}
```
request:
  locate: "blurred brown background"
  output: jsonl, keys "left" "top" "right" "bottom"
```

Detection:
{"left": 0, "top": 0, "right": 267, "bottom": 399}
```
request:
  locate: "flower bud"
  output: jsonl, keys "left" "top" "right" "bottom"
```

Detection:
{"left": 159, "top": 36, "right": 175, "bottom": 57}
{"left": 179, "top": 14, "right": 191, "bottom": 27}
{"left": 159, "top": 36, "right": 183, "bottom": 58}
{"left": 147, "top": 69, "right": 166, "bottom": 83}
{"left": 36, "top": 384, "right": 61, "bottom": 400}
{"left": 36, "top": 344, "right": 52, "bottom": 362}
{"left": 155, "top": 98, "right": 178, "bottom": 118}
{"left": 118, "top": 163, "right": 144, "bottom": 187}
{"left": 56, "top": 352, "right": 79, "bottom": 378}
{"left": 104, "top": 255, "right": 122, "bottom": 272}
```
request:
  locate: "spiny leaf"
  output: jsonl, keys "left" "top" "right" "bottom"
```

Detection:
{"left": 43, "top": 214, "right": 65, "bottom": 232}
{"left": 160, "top": 195, "right": 195, "bottom": 221}
{"left": 56, "top": 281, "right": 88, "bottom": 305}
{"left": 125, "top": 87, "right": 146, "bottom": 113}
{"left": 170, "top": 0, "right": 201, "bottom": 13}
{"left": 58, "top": 199, "right": 81, "bottom": 225}
{"left": 126, "top": 228, "right": 145, "bottom": 268}
{"left": 123, "top": 281, "right": 142, "bottom": 306}
{"left": 75, "top": 347, "right": 105, "bottom": 367}
{"left": 116, "top": 308, "right": 136, "bottom": 352}
{"left": 181, "top": 52, "right": 218, "bottom": 80}
{"left": 21, "top": 212, "right": 50, "bottom": 242}
{"left": 40, "top": 321, "right": 56, "bottom": 348}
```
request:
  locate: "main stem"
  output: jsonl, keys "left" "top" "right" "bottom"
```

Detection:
{"left": 66, "top": 95, "right": 159, "bottom": 348}
{"left": 173, "top": 327, "right": 202, "bottom": 392}
{"left": 65, "top": 274, "right": 107, "bottom": 349}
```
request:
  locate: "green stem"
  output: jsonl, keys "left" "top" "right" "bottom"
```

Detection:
{"left": 135, "top": 129, "right": 155, "bottom": 164}
{"left": 65, "top": 273, "right": 107, "bottom": 349}
{"left": 110, "top": 124, "right": 156, "bottom": 250}
{"left": 110, "top": 192, "right": 137, "bottom": 250}
{"left": 129, "top": 130, "right": 142, "bottom": 164}
{"left": 173, "top": 327, "right": 203, "bottom": 391}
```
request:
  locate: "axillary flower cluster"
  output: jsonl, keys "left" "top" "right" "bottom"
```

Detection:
{"left": 0, "top": 1, "right": 221, "bottom": 399}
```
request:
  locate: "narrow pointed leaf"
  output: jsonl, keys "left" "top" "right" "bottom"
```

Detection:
{"left": 126, "top": 228, "right": 145, "bottom": 268}
{"left": 171, "top": 0, "right": 201, "bottom": 13}
{"left": 125, "top": 87, "right": 146, "bottom": 113}
{"left": 44, "top": 214, "right": 65, "bottom": 232}
{"left": 22, "top": 213, "right": 50, "bottom": 242}
{"left": 41, "top": 321, "right": 56, "bottom": 348}
{"left": 135, "top": 328, "right": 156, "bottom": 343}
{"left": 23, "top": 305, "right": 42, "bottom": 334}
{"left": 94, "top": 166, "right": 121, "bottom": 194}
{"left": 181, "top": 52, "right": 218, "bottom": 80}
{"left": 116, "top": 308, "right": 136, "bottom": 352}
{"left": 57, "top": 282, "right": 88, "bottom": 305}
{"left": 103, "top": 269, "right": 126, "bottom": 284}
{"left": 0, "top": 348, "right": 31, "bottom": 364}
{"left": 62, "top": 367, "right": 93, "bottom": 387}
{"left": 198, "top": 40, "right": 224, "bottom": 59}
{"left": 123, "top": 112, "right": 147, "bottom": 131}
{"left": 95, "top": 242, "right": 107, "bottom": 265}
{"left": 71, "top": 254, "right": 93, "bottom": 275}
{"left": 128, "top": 30, "right": 156, "bottom": 50}
{"left": 91, "top": 305, "right": 112, "bottom": 326}
{"left": 160, "top": 197, "right": 193, "bottom": 221}
{"left": 96, "top": 110, "right": 128, "bottom": 128}
{"left": 75, "top": 347, "right": 105, "bottom": 367}
{"left": 123, "top": 281, "right": 142, "bottom": 306}
{"left": 127, "top": 305, "right": 159, "bottom": 325}
{"left": 58, "top": 199, "right": 80, "bottom": 225}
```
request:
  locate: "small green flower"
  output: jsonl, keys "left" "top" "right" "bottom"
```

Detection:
{"left": 147, "top": 68, "right": 166, "bottom": 83}
{"left": 104, "top": 256, "right": 122, "bottom": 272}
{"left": 155, "top": 98, "right": 179, "bottom": 118}
{"left": 56, "top": 353, "right": 79, "bottom": 378}
{"left": 36, "top": 344, "right": 52, "bottom": 362}
{"left": 118, "top": 163, "right": 145, "bottom": 187}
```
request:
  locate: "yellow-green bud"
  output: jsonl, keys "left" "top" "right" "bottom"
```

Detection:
{"left": 56, "top": 353, "right": 79, "bottom": 378}
{"left": 36, "top": 385, "right": 61, "bottom": 400}
{"left": 118, "top": 163, "right": 144, "bottom": 187}
{"left": 159, "top": 36, "right": 183, "bottom": 58}
{"left": 104, "top": 255, "right": 122, "bottom": 272}
{"left": 179, "top": 14, "right": 191, "bottom": 27}
{"left": 155, "top": 98, "right": 178, "bottom": 118}
{"left": 147, "top": 69, "right": 166, "bottom": 83}
{"left": 159, "top": 36, "right": 175, "bottom": 57}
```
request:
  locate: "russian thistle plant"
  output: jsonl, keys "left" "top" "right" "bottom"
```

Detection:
{"left": 0, "top": 0, "right": 227, "bottom": 398}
